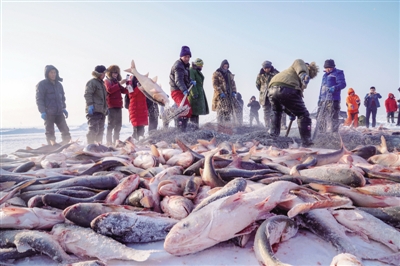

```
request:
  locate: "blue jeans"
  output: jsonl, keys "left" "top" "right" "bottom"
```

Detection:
{"left": 366, "top": 106, "right": 377, "bottom": 128}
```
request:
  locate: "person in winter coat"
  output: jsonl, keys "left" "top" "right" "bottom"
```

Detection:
{"left": 212, "top": 59, "right": 239, "bottom": 125}
{"left": 343, "top": 88, "right": 360, "bottom": 127}
{"left": 364, "top": 86, "right": 382, "bottom": 128}
{"left": 104, "top": 65, "right": 128, "bottom": 146}
{"left": 128, "top": 76, "right": 148, "bottom": 140}
{"left": 247, "top": 96, "right": 261, "bottom": 126}
{"left": 146, "top": 98, "right": 159, "bottom": 132}
{"left": 397, "top": 87, "right": 400, "bottom": 126}
{"left": 317, "top": 59, "right": 347, "bottom": 133}
{"left": 268, "top": 59, "right": 319, "bottom": 147}
{"left": 255, "top": 60, "right": 287, "bottom": 130}
{"left": 36, "top": 65, "right": 71, "bottom": 145}
{"left": 385, "top": 93, "right": 397, "bottom": 124}
{"left": 169, "top": 46, "right": 194, "bottom": 132}
{"left": 235, "top": 93, "right": 244, "bottom": 126}
{"left": 189, "top": 58, "right": 209, "bottom": 128}
{"left": 84, "top": 65, "right": 108, "bottom": 144}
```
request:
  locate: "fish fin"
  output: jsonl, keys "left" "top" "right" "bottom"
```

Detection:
{"left": 26, "top": 146, "right": 32, "bottom": 150}
{"left": 145, "top": 72, "right": 149, "bottom": 77}
{"left": 218, "top": 192, "right": 244, "bottom": 211}
{"left": 199, "top": 168, "right": 204, "bottom": 177}
{"left": 308, "top": 183, "right": 329, "bottom": 193}
{"left": 227, "top": 155, "right": 242, "bottom": 169}
{"left": 232, "top": 144, "right": 237, "bottom": 155}
{"left": 255, "top": 196, "right": 270, "bottom": 209}
{"left": 131, "top": 59, "right": 136, "bottom": 69}
{"left": 353, "top": 187, "right": 377, "bottom": 195}
{"left": 152, "top": 76, "right": 158, "bottom": 83}
{"left": 233, "top": 222, "right": 259, "bottom": 237}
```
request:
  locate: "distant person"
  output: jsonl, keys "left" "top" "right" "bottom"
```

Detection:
{"left": 104, "top": 65, "right": 128, "bottom": 146}
{"left": 397, "top": 87, "right": 400, "bottom": 126}
{"left": 127, "top": 76, "right": 148, "bottom": 140}
{"left": 146, "top": 98, "right": 159, "bottom": 133}
{"left": 364, "top": 86, "right": 382, "bottom": 128}
{"left": 36, "top": 65, "right": 71, "bottom": 145}
{"left": 212, "top": 59, "right": 239, "bottom": 125}
{"left": 384, "top": 92, "right": 397, "bottom": 124}
{"left": 343, "top": 88, "right": 360, "bottom": 127}
{"left": 256, "top": 60, "right": 286, "bottom": 129}
{"left": 189, "top": 58, "right": 209, "bottom": 128}
{"left": 317, "top": 59, "right": 346, "bottom": 133}
{"left": 169, "top": 46, "right": 194, "bottom": 132}
{"left": 235, "top": 92, "right": 244, "bottom": 126}
{"left": 247, "top": 96, "right": 261, "bottom": 126}
{"left": 268, "top": 59, "right": 319, "bottom": 147}
{"left": 84, "top": 65, "right": 108, "bottom": 144}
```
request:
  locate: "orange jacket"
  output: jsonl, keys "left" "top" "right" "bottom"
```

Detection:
{"left": 345, "top": 88, "right": 360, "bottom": 113}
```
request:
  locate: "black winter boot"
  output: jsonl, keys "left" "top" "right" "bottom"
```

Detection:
{"left": 298, "top": 117, "right": 313, "bottom": 147}
{"left": 269, "top": 111, "right": 282, "bottom": 137}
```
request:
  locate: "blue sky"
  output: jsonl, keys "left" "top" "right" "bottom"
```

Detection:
{"left": 1, "top": 1, "right": 399, "bottom": 128}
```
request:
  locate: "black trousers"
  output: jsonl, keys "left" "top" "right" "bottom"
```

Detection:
{"left": 366, "top": 106, "right": 378, "bottom": 128}
{"left": 249, "top": 112, "right": 260, "bottom": 126}
{"left": 106, "top": 108, "right": 122, "bottom": 144}
{"left": 133, "top": 126, "right": 145, "bottom": 140}
{"left": 263, "top": 101, "right": 287, "bottom": 129}
{"left": 387, "top": 112, "right": 395, "bottom": 123}
{"left": 86, "top": 112, "right": 105, "bottom": 144}
{"left": 148, "top": 113, "right": 159, "bottom": 132}
{"left": 44, "top": 114, "right": 71, "bottom": 144}
{"left": 190, "top": 115, "right": 199, "bottom": 127}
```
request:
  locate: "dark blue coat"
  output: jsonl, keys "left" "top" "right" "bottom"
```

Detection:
{"left": 319, "top": 68, "right": 346, "bottom": 101}
{"left": 169, "top": 59, "right": 191, "bottom": 92}
{"left": 364, "top": 92, "right": 382, "bottom": 108}
{"left": 36, "top": 65, "right": 66, "bottom": 115}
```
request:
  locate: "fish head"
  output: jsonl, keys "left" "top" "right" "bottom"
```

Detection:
{"left": 158, "top": 180, "right": 182, "bottom": 197}
{"left": 164, "top": 211, "right": 213, "bottom": 255}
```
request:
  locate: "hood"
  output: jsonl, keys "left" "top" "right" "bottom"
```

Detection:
{"left": 348, "top": 88, "right": 355, "bottom": 95}
{"left": 220, "top": 59, "right": 229, "bottom": 69}
{"left": 106, "top": 65, "right": 122, "bottom": 81}
{"left": 307, "top": 62, "right": 319, "bottom": 79}
{"left": 259, "top": 67, "right": 275, "bottom": 74}
{"left": 236, "top": 92, "right": 242, "bottom": 100}
{"left": 388, "top": 93, "right": 395, "bottom": 98}
{"left": 44, "top": 65, "right": 63, "bottom": 82}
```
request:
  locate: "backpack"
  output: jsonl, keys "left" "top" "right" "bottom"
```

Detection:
{"left": 124, "top": 94, "right": 130, "bottom": 109}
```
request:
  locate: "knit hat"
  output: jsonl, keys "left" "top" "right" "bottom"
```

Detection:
{"left": 262, "top": 60, "right": 272, "bottom": 68}
{"left": 94, "top": 65, "right": 106, "bottom": 73}
{"left": 180, "top": 46, "right": 192, "bottom": 57}
{"left": 193, "top": 58, "right": 204, "bottom": 67}
{"left": 324, "top": 59, "right": 335, "bottom": 68}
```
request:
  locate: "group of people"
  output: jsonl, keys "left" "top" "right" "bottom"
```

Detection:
{"left": 35, "top": 47, "right": 399, "bottom": 147}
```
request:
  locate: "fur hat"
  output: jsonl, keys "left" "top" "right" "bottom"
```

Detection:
{"left": 262, "top": 60, "right": 272, "bottom": 68}
{"left": 44, "top": 65, "right": 63, "bottom": 82}
{"left": 307, "top": 62, "right": 319, "bottom": 79}
{"left": 180, "top": 46, "right": 192, "bottom": 57}
{"left": 324, "top": 59, "right": 335, "bottom": 68}
{"left": 92, "top": 65, "right": 106, "bottom": 78}
{"left": 106, "top": 65, "right": 122, "bottom": 81}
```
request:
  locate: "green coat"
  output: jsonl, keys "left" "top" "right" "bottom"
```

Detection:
{"left": 84, "top": 78, "right": 108, "bottom": 115}
{"left": 189, "top": 68, "right": 209, "bottom": 116}
{"left": 256, "top": 68, "right": 279, "bottom": 106}
{"left": 269, "top": 59, "right": 310, "bottom": 95}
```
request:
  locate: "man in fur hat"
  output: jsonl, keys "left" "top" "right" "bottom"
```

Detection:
{"left": 36, "top": 65, "right": 71, "bottom": 145}
{"left": 84, "top": 65, "right": 108, "bottom": 144}
{"left": 169, "top": 45, "right": 195, "bottom": 132}
{"left": 268, "top": 59, "right": 319, "bottom": 147}
{"left": 104, "top": 65, "right": 128, "bottom": 146}
{"left": 212, "top": 59, "right": 239, "bottom": 125}
{"left": 317, "top": 59, "right": 346, "bottom": 133}
{"left": 256, "top": 60, "right": 287, "bottom": 130}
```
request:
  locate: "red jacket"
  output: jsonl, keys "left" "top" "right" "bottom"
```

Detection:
{"left": 385, "top": 93, "right": 398, "bottom": 112}
{"left": 129, "top": 87, "right": 148, "bottom": 127}
{"left": 104, "top": 78, "right": 128, "bottom": 108}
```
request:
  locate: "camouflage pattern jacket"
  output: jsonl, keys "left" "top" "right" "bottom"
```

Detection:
{"left": 256, "top": 67, "right": 279, "bottom": 106}
{"left": 211, "top": 69, "right": 237, "bottom": 111}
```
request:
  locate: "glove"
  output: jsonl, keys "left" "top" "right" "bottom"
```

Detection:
{"left": 112, "top": 78, "right": 118, "bottom": 84}
{"left": 220, "top": 92, "right": 226, "bottom": 99}
{"left": 106, "top": 109, "right": 110, "bottom": 116}
{"left": 300, "top": 73, "right": 310, "bottom": 86}
{"left": 232, "top": 92, "right": 237, "bottom": 98}
{"left": 183, "top": 90, "right": 188, "bottom": 96}
{"left": 190, "top": 80, "right": 196, "bottom": 86}
{"left": 350, "top": 104, "right": 354, "bottom": 110}
{"left": 63, "top": 109, "right": 68, "bottom": 119}
{"left": 289, "top": 115, "right": 296, "bottom": 121}
{"left": 328, "top": 86, "right": 335, "bottom": 93}
{"left": 88, "top": 105, "right": 94, "bottom": 115}
{"left": 41, "top": 112, "right": 47, "bottom": 120}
